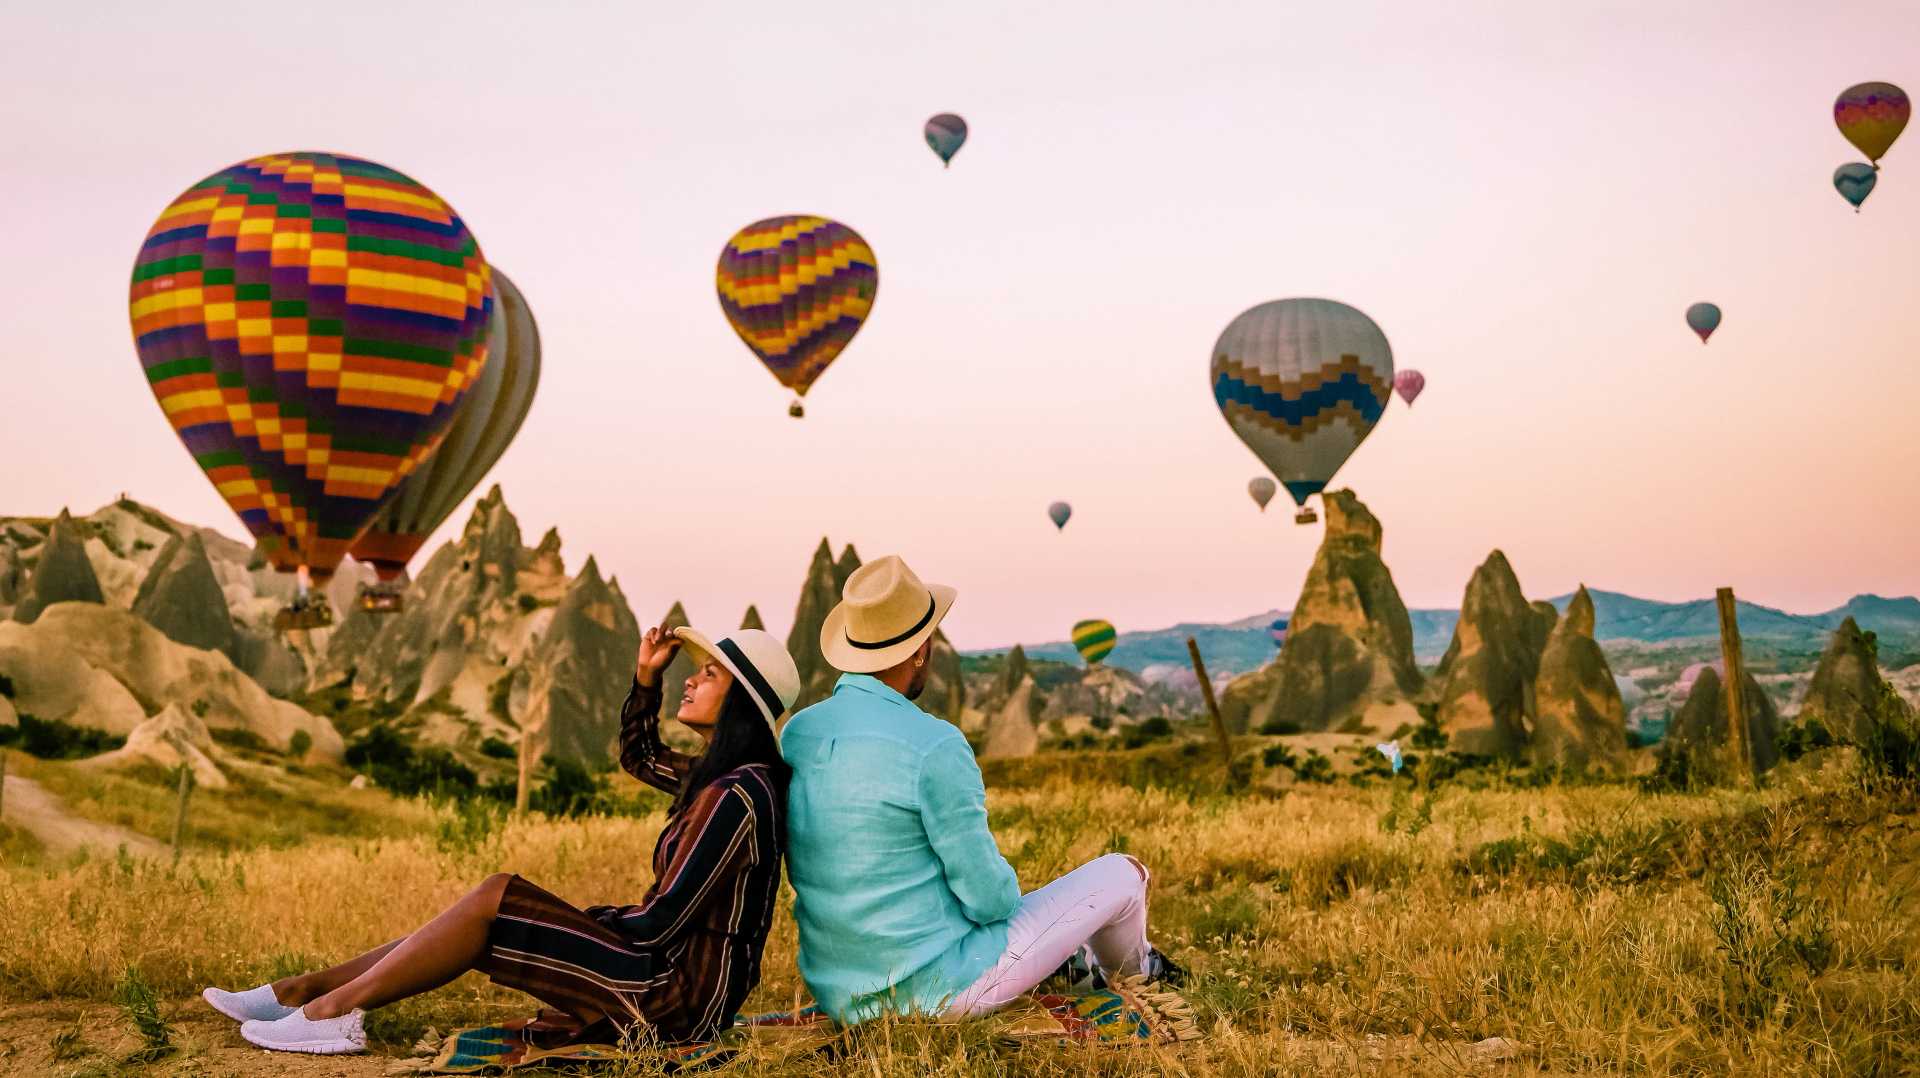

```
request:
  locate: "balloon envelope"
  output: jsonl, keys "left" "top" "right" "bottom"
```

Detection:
{"left": 130, "top": 152, "right": 493, "bottom": 584}
{"left": 1834, "top": 162, "right": 1877, "bottom": 209}
{"left": 1210, "top": 298, "right": 1393, "bottom": 509}
{"left": 1394, "top": 369, "right": 1426, "bottom": 406}
{"left": 1834, "top": 82, "right": 1910, "bottom": 164}
{"left": 1048, "top": 501, "right": 1072, "bottom": 530}
{"left": 716, "top": 215, "right": 877, "bottom": 409}
{"left": 1072, "top": 619, "right": 1117, "bottom": 665}
{"left": 1247, "top": 477, "right": 1276, "bottom": 510}
{"left": 924, "top": 113, "right": 968, "bottom": 166}
{"left": 1685, "top": 302, "right": 1722, "bottom": 343}
{"left": 352, "top": 268, "right": 540, "bottom": 581}
{"left": 1269, "top": 617, "right": 1288, "bottom": 648}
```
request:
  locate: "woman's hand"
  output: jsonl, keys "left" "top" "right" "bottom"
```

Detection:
{"left": 635, "top": 622, "right": 682, "bottom": 687}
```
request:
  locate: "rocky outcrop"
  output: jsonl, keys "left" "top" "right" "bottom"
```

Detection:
{"left": 1038, "top": 663, "right": 1172, "bottom": 727}
{"left": 0, "top": 544, "right": 21, "bottom": 610}
{"left": 657, "top": 601, "right": 694, "bottom": 718}
{"left": 788, "top": 539, "right": 843, "bottom": 709}
{"left": 11, "top": 510, "right": 105, "bottom": 624}
{"left": 519, "top": 558, "right": 641, "bottom": 768}
{"left": 980, "top": 646, "right": 1040, "bottom": 758}
{"left": 1798, "top": 618, "right": 1896, "bottom": 743}
{"left": 0, "top": 603, "right": 342, "bottom": 758}
{"left": 740, "top": 606, "right": 765, "bottom": 631}
{"left": 1221, "top": 491, "right": 1421, "bottom": 735}
{"left": 1530, "top": 586, "right": 1629, "bottom": 770}
{"left": 89, "top": 703, "right": 229, "bottom": 789}
{"left": 922, "top": 630, "right": 966, "bottom": 724}
{"left": 131, "top": 532, "right": 236, "bottom": 657}
{"left": 1431, "top": 551, "right": 1556, "bottom": 758}
{"left": 1664, "top": 665, "right": 1782, "bottom": 773}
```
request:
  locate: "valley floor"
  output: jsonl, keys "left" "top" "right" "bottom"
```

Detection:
{"left": 1, "top": 742, "right": 1916, "bottom": 1076}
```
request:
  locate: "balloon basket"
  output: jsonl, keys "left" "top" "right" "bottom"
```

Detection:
{"left": 273, "top": 595, "right": 334, "bottom": 632}
{"left": 357, "top": 582, "right": 406, "bottom": 614}
{"left": 1294, "top": 508, "right": 1319, "bottom": 525}
{"left": 788, "top": 399, "right": 805, "bottom": 418}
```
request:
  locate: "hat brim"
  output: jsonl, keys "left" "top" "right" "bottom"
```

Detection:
{"left": 819, "top": 584, "right": 957, "bottom": 674}
{"left": 672, "top": 626, "right": 780, "bottom": 725}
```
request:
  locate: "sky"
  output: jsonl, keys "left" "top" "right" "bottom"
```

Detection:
{"left": 2, "top": 1, "right": 1917, "bottom": 650}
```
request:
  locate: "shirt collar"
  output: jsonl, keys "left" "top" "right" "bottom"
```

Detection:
{"left": 833, "top": 672, "right": 913, "bottom": 709}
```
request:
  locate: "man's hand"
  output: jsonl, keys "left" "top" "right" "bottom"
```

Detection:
{"left": 635, "top": 622, "right": 681, "bottom": 687}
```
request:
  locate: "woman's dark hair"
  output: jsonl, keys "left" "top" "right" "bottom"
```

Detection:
{"left": 670, "top": 682, "right": 791, "bottom": 824}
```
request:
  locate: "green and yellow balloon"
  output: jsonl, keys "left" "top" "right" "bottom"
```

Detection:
{"left": 1072, "top": 619, "right": 1117, "bottom": 666}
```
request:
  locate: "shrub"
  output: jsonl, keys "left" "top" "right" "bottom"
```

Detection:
{"left": 517, "top": 593, "right": 542, "bottom": 613}
{"left": 530, "top": 757, "right": 608, "bottom": 817}
{"left": 0, "top": 673, "right": 14, "bottom": 698}
{"left": 287, "top": 730, "right": 313, "bottom": 759}
{"left": 1121, "top": 717, "right": 1174, "bottom": 749}
{"left": 1294, "top": 749, "right": 1334, "bottom": 784}
{"left": 479, "top": 736, "right": 516, "bottom": 760}
{"left": 1775, "top": 717, "right": 1834, "bottom": 763}
{"left": 1261, "top": 744, "right": 1298, "bottom": 770}
{"left": 1089, "top": 715, "right": 1112, "bottom": 732}
{"left": 0, "top": 713, "right": 126, "bottom": 759}
{"left": 1853, "top": 682, "right": 1920, "bottom": 795}
{"left": 1258, "top": 718, "right": 1303, "bottom": 736}
{"left": 209, "top": 726, "right": 269, "bottom": 753}
{"left": 345, "top": 724, "right": 479, "bottom": 799}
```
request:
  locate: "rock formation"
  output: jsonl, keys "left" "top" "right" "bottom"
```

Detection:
{"left": 740, "top": 605, "right": 765, "bottom": 631}
{"left": 1664, "top": 665, "right": 1782, "bottom": 774}
{"left": 0, "top": 603, "right": 342, "bottom": 758}
{"left": 657, "top": 601, "right": 694, "bottom": 718}
{"left": 1798, "top": 617, "right": 1898, "bottom": 743}
{"left": 11, "top": 510, "right": 105, "bottom": 624}
{"left": 131, "top": 532, "right": 236, "bottom": 657}
{"left": 89, "top": 703, "right": 229, "bottom": 789}
{"left": 1220, "top": 490, "right": 1422, "bottom": 735}
{"left": 788, "top": 539, "right": 843, "bottom": 709}
{"left": 0, "top": 544, "right": 21, "bottom": 609}
{"left": 1529, "top": 586, "right": 1629, "bottom": 770}
{"left": 519, "top": 558, "right": 641, "bottom": 768}
{"left": 980, "top": 646, "right": 1040, "bottom": 757}
{"left": 1430, "top": 550, "right": 1557, "bottom": 758}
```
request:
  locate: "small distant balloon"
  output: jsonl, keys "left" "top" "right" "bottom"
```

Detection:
{"left": 924, "top": 113, "right": 968, "bottom": 167}
{"left": 1072, "top": 619, "right": 1117, "bottom": 666}
{"left": 1248, "top": 477, "right": 1276, "bottom": 511}
{"left": 1048, "top": 501, "right": 1072, "bottom": 530}
{"left": 1834, "top": 82, "right": 1909, "bottom": 166}
{"left": 1393, "top": 369, "right": 1426, "bottom": 406}
{"left": 1833, "top": 163, "right": 1877, "bottom": 211}
{"left": 1685, "top": 302, "right": 1722, "bottom": 344}
{"left": 1269, "top": 617, "right": 1288, "bottom": 648}
{"left": 1376, "top": 740, "right": 1404, "bottom": 775}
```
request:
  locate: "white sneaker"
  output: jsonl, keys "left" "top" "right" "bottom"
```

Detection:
{"left": 202, "top": 984, "right": 296, "bottom": 1023}
{"left": 240, "top": 1007, "right": 366, "bottom": 1055}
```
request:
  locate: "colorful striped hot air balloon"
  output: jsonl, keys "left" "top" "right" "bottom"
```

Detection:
{"left": 1211, "top": 298, "right": 1393, "bottom": 525}
{"left": 130, "top": 152, "right": 492, "bottom": 623}
{"left": 924, "top": 113, "right": 968, "bottom": 167}
{"left": 1048, "top": 501, "right": 1072, "bottom": 530}
{"left": 351, "top": 268, "right": 539, "bottom": 604}
{"left": 1248, "top": 477, "right": 1276, "bottom": 511}
{"left": 1834, "top": 82, "right": 1909, "bottom": 167}
{"left": 1685, "top": 302, "right": 1721, "bottom": 344}
{"left": 1834, "top": 162, "right": 1877, "bottom": 211}
{"left": 1072, "top": 619, "right": 1117, "bottom": 666}
{"left": 717, "top": 215, "right": 878, "bottom": 417}
{"left": 1269, "top": 617, "right": 1288, "bottom": 648}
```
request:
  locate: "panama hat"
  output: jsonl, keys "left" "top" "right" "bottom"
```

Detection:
{"left": 672, "top": 626, "right": 801, "bottom": 725}
{"left": 820, "top": 555, "right": 958, "bottom": 674}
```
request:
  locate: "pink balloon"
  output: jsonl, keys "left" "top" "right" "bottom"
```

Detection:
{"left": 1394, "top": 369, "right": 1426, "bottom": 406}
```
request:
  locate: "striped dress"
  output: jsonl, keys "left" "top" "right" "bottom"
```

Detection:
{"left": 479, "top": 681, "right": 785, "bottom": 1046}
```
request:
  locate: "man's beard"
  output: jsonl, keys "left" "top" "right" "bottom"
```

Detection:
{"left": 905, "top": 664, "right": 930, "bottom": 700}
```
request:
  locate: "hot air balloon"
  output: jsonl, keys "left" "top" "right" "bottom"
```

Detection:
{"left": 1248, "top": 477, "right": 1276, "bottom": 511}
{"left": 1394, "top": 369, "right": 1425, "bottom": 406}
{"left": 1834, "top": 82, "right": 1909, "bottom": 167}
{"left": 1269, "top": 617, "right": 1288, "bottom": 648}
{"left": 1211, "top": 298, "right": 1393, "bottom": 525}
{"left": 924, "top": 113, "right": 968, "bottom": 167}
{"left": 350, "top": 268, "right": 540, "bottom": 611}
{"left": 1072, "top": 619, "right": 1117, "bottom": 666}
{"left": 1048, "top": 501, "right": 1072, "bottom": 530}
{"left": 1685, "top": 302, "right": 1721, "bottom": 344}
{"left": 130, "top": 152, "right": 492, "bottom": 630}
{"left": 1834, "top": 162, "right": 1877, "bottom": 211}
{"left": 716, "top": 215, "right": 877, "bottom": 418}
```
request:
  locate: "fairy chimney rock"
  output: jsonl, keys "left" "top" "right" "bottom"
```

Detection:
{"left": 12, "top": 510, "right": 105, "bottom": 624}
{"left": 132, "top": 531, "right": 237, "bottom": 657}
{"left": 658, "top": 600, "right": 694, "bottom": 715}
{"left": 1799, "top": 617, "right": 1897, "bottom": 743}
{"left": 740, "top": 605, "right": 765, "bottom": 631}
{"left": 1664, "top": 665, "right": 1782, "bottom": 774}
{"left": 1432, "top": 550, "right": 1555, "bottom": 759}
{"left": 788, "top": 538, "right": 847, "bottom": 709}
{"left": 1529, "top": 586, "right": 1629, "bottom": 770}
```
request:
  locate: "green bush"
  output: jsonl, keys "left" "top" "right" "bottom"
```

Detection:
{"left": 0, "top": 713, "right": 126, "bottom": 759}
{"left": 287, "top": 730, "right": 313, "bottom": 759}
{"left": 479, "top": 735, "right": 516, "bottom": 760}
{"left": 0, "top": 673, "right": 14, "bottom": 698}
{"left": 1261, "top": 744, "right": 1298, "bottom": 770}
{"left": 1294, "top": 749, "right": 1334, "bottom": 784}
{"left": 345, "top": 724, "right": 478, "bottom": 799}
{"left": 1258, "top": 718, "right": 1303, "bottom": 736}
{"left": 1775, "top": 717, "right": 1834, "bottom": 763}
{"left": 1121, "top": 716, "right": 1174, "bottom": 749}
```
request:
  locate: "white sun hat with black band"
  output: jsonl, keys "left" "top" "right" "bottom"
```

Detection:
{"left": 819, "top": 555, "right": 958, "bottom": 674}
{"left": 671, "top": 627, "right": 801, "bottom": 725}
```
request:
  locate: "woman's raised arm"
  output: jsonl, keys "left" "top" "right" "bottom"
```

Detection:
{"left": 619, "top": 625, "right": 697, "bottom": 792}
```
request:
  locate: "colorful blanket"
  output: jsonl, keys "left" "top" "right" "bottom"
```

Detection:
{"left": 392, "top": 977, "right": 1199, "bottom": 1074}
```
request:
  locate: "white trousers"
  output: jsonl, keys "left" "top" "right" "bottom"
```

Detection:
{"left": 944, "top": 853, "right": 1153, "bottom": 1017}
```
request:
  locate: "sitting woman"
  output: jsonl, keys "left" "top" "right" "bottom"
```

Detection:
{"left": 202, "top": 622, "right": 800, "bottom": 1055}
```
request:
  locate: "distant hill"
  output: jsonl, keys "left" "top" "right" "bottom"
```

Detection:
{"left": 986, "top": 590, "right": 1920, "bottom": 677}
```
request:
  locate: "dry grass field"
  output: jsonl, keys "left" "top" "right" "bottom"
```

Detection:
{"left": 1, "top": 741, "right": 1915, "bottom": 1076}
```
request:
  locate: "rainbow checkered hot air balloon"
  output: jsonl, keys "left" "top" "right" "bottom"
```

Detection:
{"left": 716, "top": 215, "right": 877, "bottom": 418}
{"left": 130, "top": 152, "right": 492, "bottom": 611}
{"left": 1072, "top": 619, "right": 1117, "bottom": 666}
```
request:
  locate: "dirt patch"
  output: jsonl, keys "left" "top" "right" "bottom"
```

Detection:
{"left": 0, "top": 775, "right": 167, "bottom": 859}
{"left": 0, "top": 999, "right": 399, "bottom": 1076}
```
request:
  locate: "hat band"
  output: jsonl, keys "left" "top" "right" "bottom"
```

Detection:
{"left": 845, "top": 595, "right": 936, "bottom": 651}
{"left": 718, "top": 637, "right": 784, "bottom": 722}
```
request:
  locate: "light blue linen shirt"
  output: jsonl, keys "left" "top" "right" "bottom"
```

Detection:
{"left": 780, "top": 673, "right": 1021, "bottom": 1025}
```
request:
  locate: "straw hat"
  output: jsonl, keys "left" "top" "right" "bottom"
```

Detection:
{"left": 820, "top": 555, "right": 958, "bottom": 674}
{"left": 672, "top": 626, "right": 801, "bottom": 725}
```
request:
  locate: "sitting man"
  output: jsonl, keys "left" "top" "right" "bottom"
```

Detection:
{"left": 780, "top": 554, "right": 1181, "bottom": 1025}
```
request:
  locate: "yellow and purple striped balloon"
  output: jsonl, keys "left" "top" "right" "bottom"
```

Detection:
{"left": 716, "top": 215, "right": 877, "bottom": 417}
{"left": 1834, "top": 82, "right": 1909, "bottom": 166}
{"left": 130, "top": 152, "right": 492, "bottom": 583}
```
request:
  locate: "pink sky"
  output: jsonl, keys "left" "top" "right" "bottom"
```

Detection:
{"left": 2, "top": 2, "right": 1916, "bottom": 650}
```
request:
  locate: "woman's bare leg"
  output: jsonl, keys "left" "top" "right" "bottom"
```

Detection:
{"left": 302, "top": 873, "right": 513, "bottom": 1020}
{"left": 271, "top": 940, "right": 403, "bottom": 1006}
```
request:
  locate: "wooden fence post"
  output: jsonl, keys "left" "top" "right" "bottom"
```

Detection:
{"left": 515, "top": 729, "right": 533, "bottom": 815}
{"left": 1186, "top": 637, "right": 1235, "bottom": 768}
{"left": 1, "top": 751, "right": 7, "bottom": 822}
{"left": 170, "top": 765, "right": 195, "bottom": 862}
{"left": 1715, "top": 588, "right": 1754, "bottom": 785}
